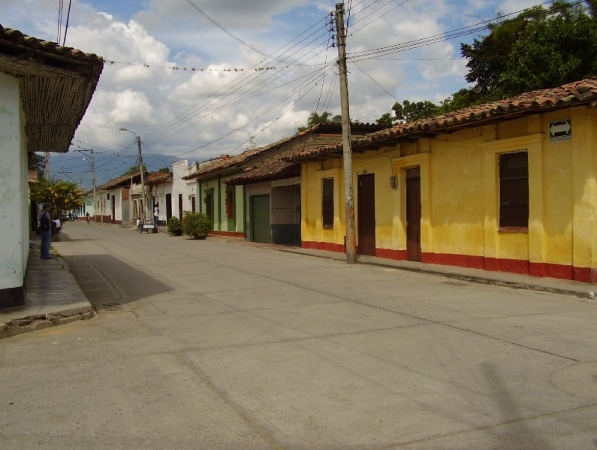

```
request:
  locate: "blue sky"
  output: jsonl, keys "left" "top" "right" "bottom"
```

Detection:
{"left": 2, "top": 0, "right": 546, "bottom": 187}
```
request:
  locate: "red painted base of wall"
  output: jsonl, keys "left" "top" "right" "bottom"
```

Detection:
{"left": 302, "top": 241, "right": 596, "bottom": 283}
{"left": 302, "top": 240, "right": 345, "bottom": 253}
{"left": 376, "top": 248, "right": 407, "bottom": 260}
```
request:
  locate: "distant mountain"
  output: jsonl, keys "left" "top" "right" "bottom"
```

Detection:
{"left": 42, "top": 151, "right": 196, "bottom": 191}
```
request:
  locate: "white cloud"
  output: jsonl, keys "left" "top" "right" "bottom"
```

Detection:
{"left": 1, "top": 0, "right": 549, "bottom": 176}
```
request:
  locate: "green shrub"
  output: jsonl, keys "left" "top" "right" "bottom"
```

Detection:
{"left": 181, "top": 211, "right": 213, "bottom": 239}
{"left": 167, "top": 216, "right": 183, "bottom": 236}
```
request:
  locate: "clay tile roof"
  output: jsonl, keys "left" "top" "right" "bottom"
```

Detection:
{"left": 0, "top": 25, "right": 104, "bottom": 154}
{"left": 226, "top": 124, "right": 388, "bottom": 185}
{"left": 182, "top": 149, "right": 267, "bottom": 181}
{"left": 99, "top": 170, "right": 173, "bottom": 189}
{"left": 98, "top": 172, "right": 144, "bottom": 190}
{"left": 287, "top": 77, "right": 597, "bottom": 162}
{"left": 146, "top": 171, "right": 173, "bottom": 186}
{"left": 184, "top": 123, "right": 387, "bottom": 182}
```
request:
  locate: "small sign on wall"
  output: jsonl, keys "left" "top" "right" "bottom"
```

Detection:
{"left": 549, "top": 119, "right": 571, "bottom": 143}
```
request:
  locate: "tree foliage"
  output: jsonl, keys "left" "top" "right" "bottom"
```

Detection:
{"left": 297, "top": 111, "right": 342, "bottom": 131}
{"left": 462, "top": 1, "right": 597, "bottom": 100}
{"left": 391, "top": 100, "right": 441, "bottom": 123}
{"left": 122, "top": 164, "right": 146, "bottom": 177}
{"left": 30, "top": 178, "right": 84, "bottom": 218}
{"left": 375, "top": 112, "right": 394, "bottom": 126}
{"left": 182, "top": 211, "right": 213, "bottom": 239}
{"left": 375, "top": 1, "right": 597, "bottom": 125}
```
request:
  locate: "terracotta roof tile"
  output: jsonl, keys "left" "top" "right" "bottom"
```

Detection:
{"left": 287, "top": 77, "right": 597, "bottom": 161}
{"left": 184, "top": 124, "right": 386, "bottom": 182}
{"left": 0, "top": 25, "right": 104, "bottom": 154}
{"left": 225, "top": 124, "right": 387, "bottom": 185}
{"left": 146, "top": 171, "right": 173, "bottom": 185}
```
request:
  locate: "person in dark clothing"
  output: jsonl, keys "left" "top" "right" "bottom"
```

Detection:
{"left": 39, "top": 204, "right": 53, "bottom": 259}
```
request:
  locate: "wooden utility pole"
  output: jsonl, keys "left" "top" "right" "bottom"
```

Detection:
{"left": 120, "top": 128, "right": 148, "bottom": 223}
{"left": 74, "top": 148, "right": 96, "bottom": 223}
{"left": 335, "top": 2, "right": 356, "bottom": 264}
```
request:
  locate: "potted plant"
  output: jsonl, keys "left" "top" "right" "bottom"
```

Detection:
{"left": 167, "top": 216, "right": 183, "bottom": 236}
{"left": 181, "top": 211, "right": 213, "bottom": 239}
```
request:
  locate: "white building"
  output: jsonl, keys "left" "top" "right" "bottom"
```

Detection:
{"left": 0, "top": 26, "right": 103, "bottom": 308}
{"left": 171, "top": 160, "right": 199, "bottom": 221}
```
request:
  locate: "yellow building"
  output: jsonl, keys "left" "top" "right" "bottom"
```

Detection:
{"left": 290, "top": 78, "right": 597, "bottom": 283}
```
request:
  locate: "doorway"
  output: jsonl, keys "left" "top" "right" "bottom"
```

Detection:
{"left": 406, "top": 167, "right": 421, "bottom": 261}
{"left": 358, "top": 173, "right": 376, "bottom": 255}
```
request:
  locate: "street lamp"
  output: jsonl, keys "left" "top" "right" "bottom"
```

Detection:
{"left": 119, "top": 128, "right": 148, "bottom": 222}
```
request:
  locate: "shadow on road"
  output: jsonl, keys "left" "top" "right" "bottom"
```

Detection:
{"left": 482, "top": 362, "right": 553, "bottom": 450}
{"left": 63, "top": 253, "right": 174, "bottom": 308}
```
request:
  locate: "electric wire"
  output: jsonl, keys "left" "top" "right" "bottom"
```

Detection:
{"left": 135, "top": 17, "right": 331, "bottom": 142}
{"left": 62, "top": 0, "right": 577, "bottom": 186}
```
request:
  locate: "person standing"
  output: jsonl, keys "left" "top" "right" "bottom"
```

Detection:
{"left": 154, "top": 205, "right": 159, "bottom": 226}
{"left": 39, "top": 204, "right": 53, "bottom": 259}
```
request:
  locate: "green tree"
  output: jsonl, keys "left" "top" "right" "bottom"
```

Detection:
{"left": 297, "top": 111, "right": 344, "bottom": 131}
{"left": 461, "top": 1, "right": 597, "bottom": 100}
{"left": 376, "top": 112, "right": 395, "bottom": 126}
{"left": 122, "top": 164, "right": 146, "bottom": 177}
{"left": 439, "top": 88, "right": 484, "bottom": 114}
{"left": 391, "top": 100, "right": 441, "bottom": 123}
{"left": 30, "top": 178, "right": 84, "bottom": 218}
{"left": 182, "top": 211, "right": 213, "bottom": 239}
{"left": 501, "top": 5, "right": 597, "bottom": 94}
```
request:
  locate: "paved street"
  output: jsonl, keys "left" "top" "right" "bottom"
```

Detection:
{"left": 1, "top": 222, "right": 597, "bottom": 449}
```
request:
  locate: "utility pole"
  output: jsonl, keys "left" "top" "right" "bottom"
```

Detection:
{"left": 136, "top": 134, "right": 148, "bottom": 221}
{"left": 74, "top": 148, "right": 96, "bottom": 223}
{"left": 120, "top": 128, "right": 148, "bottom": 222}
{"left": 335, "top": 2, "right": 356, "bottom": 264}
{"left": 45, "top": 151, "right": 50, "bottom": 180}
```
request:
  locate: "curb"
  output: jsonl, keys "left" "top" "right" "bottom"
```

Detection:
{"left": 0, "top": 306, "right": 95, "bottom": 339}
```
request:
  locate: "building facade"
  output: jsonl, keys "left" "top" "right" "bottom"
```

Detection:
{"left": 292, "top": 78, "right": 597, "bottom": 282}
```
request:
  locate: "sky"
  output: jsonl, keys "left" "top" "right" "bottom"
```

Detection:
{"left": 1, "top": 0, "right": 547, "bottom": 188}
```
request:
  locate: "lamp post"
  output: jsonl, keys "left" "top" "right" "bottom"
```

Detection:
{"left": 73, "top": 148, "right": 96, "bottom": 223}
{"left": 119, "top": 128, "right": 148, "bottom": 222}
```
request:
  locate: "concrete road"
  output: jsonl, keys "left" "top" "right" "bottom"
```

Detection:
{"left": 1, "top": 222, "right": 597, "bottom": 449}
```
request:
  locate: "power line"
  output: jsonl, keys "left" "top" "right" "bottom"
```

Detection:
{"left": 185, "top": 0, "right": 273, "bottom": 61}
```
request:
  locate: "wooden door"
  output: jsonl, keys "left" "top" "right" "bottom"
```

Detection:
{"left": 406, "top": 167, "right": 421, "bottom": 262}
{"left": 357, "top": 173, "right": 376, "bottom": 256}
{"left": 250, "top": 195, "right": 271, "bottom": 243}
{"left": 166, "top": 193, "right": 172, "bottom": 223}
{"left": 178, "top": 194, "right": 183, "bottom": 221}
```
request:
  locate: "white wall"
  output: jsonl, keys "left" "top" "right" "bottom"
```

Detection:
{"left": 152, "top": 181, "right": 172, "bottom": 223}
{"left": 0, "top": 72, "right": 28, "bottom": 294}
{"left": 172, "top": 160, "right": 197, "bottom": 219}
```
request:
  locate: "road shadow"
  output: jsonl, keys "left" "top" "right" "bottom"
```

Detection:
{"left": 481, "top": 362, "right": 553, "bottom": 450}
{"left": 63, "top": 253, "right": 174, "bottom": 307}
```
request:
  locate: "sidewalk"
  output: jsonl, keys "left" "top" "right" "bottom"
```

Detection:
{"left": 1, "top": 231, "right": 595, "bottom": 339}
{"left": 0, "top": 240, "right": 94, "bottom": 339}
{"left": 218, "top": 236, "right": 597, "bottom": 298}
{"left": 278, "top": 246, "right": 597, "bottom": 298}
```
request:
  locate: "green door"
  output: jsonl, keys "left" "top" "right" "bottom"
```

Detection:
{"left": 250, "top": 195, "right": 270, "bottom": 243}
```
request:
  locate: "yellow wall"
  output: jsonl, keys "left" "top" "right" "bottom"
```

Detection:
{"left": 302, "top": 166, "right": 345, "bottom": 245}
{"left": 301, "top": 105, "right": 597, "bottom": 280}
